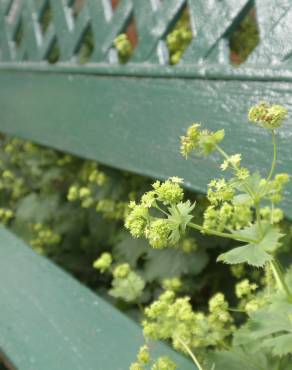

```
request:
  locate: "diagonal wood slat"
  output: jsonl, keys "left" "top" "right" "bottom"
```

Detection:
{"left": 247, "top": 0, "right": 292, "bottom": 64}
{"left": 1, "top": 0, "right": 292, "bottom": 67}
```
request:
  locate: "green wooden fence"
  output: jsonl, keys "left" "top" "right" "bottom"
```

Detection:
{"left": 1, "top": 0, "right": 292, "bottom": 369}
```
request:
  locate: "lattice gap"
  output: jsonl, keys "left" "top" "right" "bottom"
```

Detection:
{"left": 46, "top": 38, "right": 60, "bottom": 64}
{"left": 70, "top": 0, "right": 86, "bottom": 19}
{"left": 13, "top": 16, "right": 24, "bottom": 48}
{"left": 165, "top": 5, "right": 193, "bottom": 65}
{"left": 76, "top": 24, "right": 95, "bottom": 64}
{"left": 39, "top": 1, "right": 52, "bottom": 35}
{"left": 229, "top": 6, "right": 260, "bottom": 65}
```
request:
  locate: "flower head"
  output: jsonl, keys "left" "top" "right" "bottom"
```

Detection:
{"left": 248, "top": 101, "right": 288, "bottom": 129}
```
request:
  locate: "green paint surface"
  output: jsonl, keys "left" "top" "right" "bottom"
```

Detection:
{"left": 0, "top": 71, "right": 291, "bottom": 218}
{"left": 0, "top": 227, "right": 194, "bottom": 370}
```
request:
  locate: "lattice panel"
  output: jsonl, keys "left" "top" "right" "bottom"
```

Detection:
{"left": 0, "top": 0, "right": 292, "bottom": 66}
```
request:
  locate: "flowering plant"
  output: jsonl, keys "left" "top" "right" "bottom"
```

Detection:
{"left": 125, "top": 102, "right": 292, "bottom": 369}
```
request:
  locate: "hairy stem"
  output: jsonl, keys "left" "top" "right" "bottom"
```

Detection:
{"left": 270, "top": 258, "right": 292, "bottom": 301}
{"left": 188, "top": 222, "right": 258, "bottom": 244}
{"left": 215, "top": 145, "right": 254, "bottom": 199}
{"left": 153, "top": 204, "right": 169, "bottom": 216}
{"left": 255, "top": 200, "right": 263, "bottom": 237}
{"left": 267, "top": 130, "right": 277, "bottom": 182}
{"left": 176, "top": 337, "right": 204, "bottom": 370}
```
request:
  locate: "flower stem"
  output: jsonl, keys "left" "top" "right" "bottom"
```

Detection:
{"left": 270, "top": 258, "right": 292, "bottom": 301}
{"left": 176, "top": 337, "right": 204, "bottom": 370}
{"left": 188, "top": 222, "right": 258, "bottom": 244}
{"left": 267, "top": 130, "right": 277, "bottom": 182}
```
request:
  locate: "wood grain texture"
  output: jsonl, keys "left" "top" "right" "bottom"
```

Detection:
{"left": 0, "top": 71, "right": 292, "bottom": 218}
{"left": 0, "top": 227, "right": 194, "bottom": 370}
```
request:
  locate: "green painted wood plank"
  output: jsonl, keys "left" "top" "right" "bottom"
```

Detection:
{"left": 0, "top": 71, "right": 292, "bottom": 218}
{"left": 2, "top": 62, "right": 292, "bottom": 81}
{"left": 0, "top": 227, "right": 194, "bottom": 370}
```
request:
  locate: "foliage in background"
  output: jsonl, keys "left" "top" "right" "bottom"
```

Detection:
{"left": 229, "top": 8, "right": 259, "bottom": 65}
{"left": 0, "top": 135, "right": 218, "bottom": 312}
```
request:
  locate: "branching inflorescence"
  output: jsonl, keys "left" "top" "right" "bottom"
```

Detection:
{"left": 125, "top": 102, "right": 292, "bottom": 369}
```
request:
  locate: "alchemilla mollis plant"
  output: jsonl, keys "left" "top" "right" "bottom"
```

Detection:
{"left": 125, "top": 102, "right": 292, "bottom": 370}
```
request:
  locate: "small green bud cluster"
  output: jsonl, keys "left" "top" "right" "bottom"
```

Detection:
{"left": 167, "top": 28, "right": 192, "bottom": 65}
{"left": 235, "top": 279, "right": 258, "bottom": 299}
{"left": 166, "top": 10, "right": 192, "bottom": 65}
{"left": 67, "top": 185, "right": 94, "bottom": 208}
{"left": 125, "top": 178, "right": 195, "bottom": 249}
{"left": 248, "top": 101, "right": 288, "bottom": 129}
{"left": 30, "top": 223, "right": 61, "bottom": 254}
{"left": 162, "top": 277, "right": 182, "bottom": 292}
{"left": 130, "top": 345, "right": 176, "bottom": 370}
{"left": 93, "top": 252, "right": 112, "bottom": 273}
{"left": 151, "top": 357, "right": 177, "bottom": 370}
{"left": 180, "top": 123, "right": 225, "bottom": 158}
{"left": 67, "top": 161, "right": 109, "bottom": 210}
{"left": 114, "top": 34, "right": 133, "bottom": 63}
{"left": 235, "top": 279, "right": 267, "bottom": 314}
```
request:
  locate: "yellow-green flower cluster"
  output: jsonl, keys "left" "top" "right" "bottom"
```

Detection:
{"left": 113, "top": 263, "right": 131, "bottom": 278}
{"left": 145, "top": 219, "right": 173, "bottom": 249}
{"left": 167, "top": 26, "right": 192, "bottom": 65}
{"left": 143, "top": 290, "right": 234, "bottom": 354}
{"left": 162, "top": 277, "right": 182, "bottom": 292}
{"left": 248, "top": 101, "right": 288, "bottom": 129}
{"left": 67, "top": 185, "right": 94, "bottom": 208}
{"left": 235, "top": 279, "right": 258, "bottom": 299}
{"left": 125, "top": 178, "right": 192, "bottom": 249}
{"left": 207, "top": 179, "right": 235, "bottom": 205}
{"left": 30, "top": 223, "right": 61, "bottom": 253}
{"left": 151, "top": 357, "right": 177, "bottom": 370}
{"left": 130, "top": 345, "right": 177, "bottom": 370}
{"left": 114, "top": 34, "right": 133, "bottom": 63}
{"left": 203, "top": 203, "right": 252, "bottom": 232}
{"left": 255, "top": 173, "right": 290, "bottom": 205}
{"left": 109, "top": 265, "right": 145, "bottom": 302}
{"left": 93, "top": 252, "right": 112, "bottom": 273}
{"left": 260, "top": 206, "right": 284, "bottom": 224}
{"left": 221, "top": 153, "right": 241, "bottom": 171}
{"left": 0, "top": 208, "right": 14, "bottom": 224}
{"left": 125, "top": 201, "right": 149, "bottom": 238}
{"left": 152, "top": 179, "right": 184, "bottom": 205}
{"left": 67, "top": 161, "right": 107, "bottom": 208}
{"left": 0, "top": 168, "right": 26, "bottom": 200}
{"left": 180, "top": 123, "right": 225, "bottom": 158}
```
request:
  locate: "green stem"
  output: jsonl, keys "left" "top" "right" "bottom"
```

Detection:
{"left": 267, "top": 130, "right": 277, "bottom": 182}
{"left": 270, "top": 259, "right": 292, "bottom": 301}
{"left": 215, "top": 145, "right": 254, "bottom": 199}
{"left": 188, "top": 222, "right": 258, "bottom": 244}
{"left": 255, "top": 200, "right": 263, "bottom": 237}
{"left": 176, "top": 337, "right": 204, "bottom": 370}
{"left": 153, "top": 204, "right": 168, "bottom": 217}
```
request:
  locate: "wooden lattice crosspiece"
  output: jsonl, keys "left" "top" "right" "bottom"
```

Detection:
{"left": 0, "top": 0, "right": 292, "bottom": 66}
